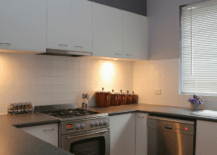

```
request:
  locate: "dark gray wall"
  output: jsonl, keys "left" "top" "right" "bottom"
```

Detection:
{"left": 148, "top": 0, "right": 201, "bottom": 60}
{"left": 89, "top": 0, "right": 147, "bottom": 16}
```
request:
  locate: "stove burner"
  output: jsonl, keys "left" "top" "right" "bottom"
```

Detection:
{"left": 43, "top": 108, "right": 99, "bottom": 119}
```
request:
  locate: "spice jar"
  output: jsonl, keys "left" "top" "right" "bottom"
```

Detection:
{"left": 17, "top": 103, "right": 22, "bottom": 113}
{"left": 28, "top": 102, "right": 33, "bottom": 113}
{"left": 14, "top": 103, "right": 18, "bottom": 113}
{"left": 8, "top": 103, "right": 14, "bottom": 114}
{"left": 24, "top": 103, "right": 29, "bottom": 112}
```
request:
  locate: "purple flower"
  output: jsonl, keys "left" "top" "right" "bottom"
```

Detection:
{"left": 189, "top": 97, "right": 197, "bottom": 104}
{"left": 199, "top": 100, "right": 202, "bottom": 104}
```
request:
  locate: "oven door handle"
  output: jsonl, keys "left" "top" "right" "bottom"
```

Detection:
{"left": 67, "top": 129, "right": 108, "bottom": 139}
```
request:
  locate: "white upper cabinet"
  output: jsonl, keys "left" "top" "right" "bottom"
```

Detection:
{"left": 0, "top": 0, "right": 47, "bottom": 52}
{"left": 123, "top": 11, "right": 148, "bottom": 60}
{"left": 47, "top": 0, "right": 72, "bottom": 50}
{"left": 71, "top": 0, "right": 92, "bottom": 52}
{"left": 93, "top": 3, "right": 123, "bottom": 58}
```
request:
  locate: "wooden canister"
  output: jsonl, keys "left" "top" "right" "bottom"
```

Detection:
{"left": 110, "top": 89, "right": 120, "bottom": 106}
{"left": 119, "top": 90, "right": 127, "bottom": 105}
{"left": 132, "top": 91, "right": 138, "bottom": 103}
{"left": 95, "top": 88, "right": 111, "bottom": 107}
{"left": 126, "top": 90, "right": 133, "bottom": 104}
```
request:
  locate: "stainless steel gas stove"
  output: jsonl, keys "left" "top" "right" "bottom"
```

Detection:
{"left": 35, "top": 104, "right": 110, "bottom": 155}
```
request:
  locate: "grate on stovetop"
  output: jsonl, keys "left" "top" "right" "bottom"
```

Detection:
{"left": 42, "top": 108, "right": 99, "bottom": 119}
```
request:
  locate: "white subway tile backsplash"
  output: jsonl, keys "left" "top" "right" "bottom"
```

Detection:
{"left": 45, "top": 77, "right": 53, "bottom": 85}
{"left": 0, "top": 52, "right": 131, "bottom": 113}
{"left": 52, "top": 59, "right": 60, "bottom": 68}
{"left": 60, "top": 60, "right": 67, "bottom": 69}
{"left": 44, "top": 68, "right": 53, "bottom": 77}
{"left": 66, "top": 69, "right": 74, "bottom": 77}
{"left": 51, "top": 93, "right": 60, "bottom": 102}
{"left": 59, "top": 77, "right": 67, "bottom": 85}
{"left": 37, "top": 77, "right": 46, "bottom": 85}
{"left": 37, "top": 59, "right": 45, "bottom": 68}
{"left": 44, "top": 60, "right": 53, "bottom": 68}
{"left": 52, "top": 69, "right": 60, "bottom": 77}
{"left": 36, "top": 94, "right": 45, "bottom": 102}
{"left": 59, "top": 69, "right": 67, "bottom": 77}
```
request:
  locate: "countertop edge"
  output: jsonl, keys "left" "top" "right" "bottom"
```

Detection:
{"left": 90, "top": 105, "right": 217, "bottom": 123}
{"left": 14, "top": 119, "right": 61, "bottom": 128}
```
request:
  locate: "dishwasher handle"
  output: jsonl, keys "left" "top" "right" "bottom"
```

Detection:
{"left": 164, "top": 124, "right": 173, "bottom": 130}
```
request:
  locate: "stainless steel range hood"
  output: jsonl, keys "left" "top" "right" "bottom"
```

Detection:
{"left": 40, "top": 49, "right": 92, "bottom": 57}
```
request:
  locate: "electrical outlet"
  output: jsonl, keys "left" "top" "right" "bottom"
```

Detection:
{"left": 82, "top": 93, "right": 89, "bottom": 99}
{"left": 155, "top": 89, "right": 161, "bottom": 95}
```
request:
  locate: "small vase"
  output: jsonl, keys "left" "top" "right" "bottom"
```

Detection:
{"left": 191, "top": 102, "right": 200, "bottom": 111}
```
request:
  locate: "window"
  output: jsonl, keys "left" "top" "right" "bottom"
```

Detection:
{"left": 180, "top": 0, "right": 217, "bottom": 96}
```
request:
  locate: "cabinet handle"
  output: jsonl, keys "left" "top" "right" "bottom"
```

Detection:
{"left": 43, "top": 128, "right": 54, "bottom": 132}
{"left": 137, "top": 116, "right": 145, "bottom": 118}
{"left": 0, "top": 43, "right": 11, "bottom": 45}
{"left": 126, "top": 54, "right": 132, "bottom": 57}
{"left": 59, "top": 44, "right": 68, "bottom": 47}
{"left": 75, "top": 46, "right": 83, "bottom": 48}
{"left": 115, "top": 53, "right": 121, "bottom": 56}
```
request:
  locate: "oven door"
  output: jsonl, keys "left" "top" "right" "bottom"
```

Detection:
{"left": 62, "top": 128, "right": 110, "bottom": 155}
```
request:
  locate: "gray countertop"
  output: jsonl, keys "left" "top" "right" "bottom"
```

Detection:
{"left": 0, "top": 113, "right": 73, "bottom": 155}
{"left": 2, "top": 104, "right": 217, "bottom": 155}
{"left": 89, "top": 104, "right": 217, "bottom": 122}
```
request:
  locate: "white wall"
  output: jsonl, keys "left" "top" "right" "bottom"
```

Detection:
{"left": 133, "top": 0, "right": 217, "bottom": 109}
{"left": 133, "top": 59, "right": 191, "bottom": 108}
{"left": 148, "top": 0, "right": 201, "bottom": 60}
{"left": 133, "top": 59, "right": 217, "bottom": 110}
{"left": 0, "top": 52, "right": 133, "bottom": 114}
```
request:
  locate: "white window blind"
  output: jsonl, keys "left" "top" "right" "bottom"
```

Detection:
{"left": 180, "top": 0, "right": 217, "bottom": 96}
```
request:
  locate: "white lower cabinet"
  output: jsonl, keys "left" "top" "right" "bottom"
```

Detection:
{"left": 20, "top": 123, "right": 58, "bottom": 147}
{"left": 136, "top": 113, "right": 148, "bottom": 155}
{"left": 196, "top": 120, "right": 217, "bottom": 155}
{"left": 110, "top": 113, "right": 136, "bottom": 155}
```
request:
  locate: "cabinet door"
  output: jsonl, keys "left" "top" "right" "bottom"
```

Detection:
{"left": 71, "top": 0, "right": 92, "bottom": 52}
{"left": 93, "top": 3, "right": 123, "bottom": 58}
{"left": 196, "top": 120, "right": 217, "bottom": 155}
{"left": 47, "top": 0, "right": 72, "bottom": 50}
{"left": 136, "top": 113, "right": 148, "bottom": 155}
{"left": 124, "top": 11, "right": 148, "bottom": 60}
{"left": 0, "top": 0, "right": 46, "bottom": 52}
{"left": 110, "top": 113, "right": 136, "bottom": 155}
{"left": 20, "top": 123, "right": 58, "bottom": 147}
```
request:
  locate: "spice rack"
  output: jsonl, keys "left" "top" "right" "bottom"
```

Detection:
{"left": 8, "top": 102, "right": 33, "bottom": 114}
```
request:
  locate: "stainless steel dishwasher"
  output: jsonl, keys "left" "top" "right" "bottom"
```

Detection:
{"left": 147, "top": 116, "right": 195, "bottom": 155}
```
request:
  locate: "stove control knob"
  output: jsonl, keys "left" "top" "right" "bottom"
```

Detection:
{"left": 75, "top": 124, "right": 80, "bottom": 130}
{"left": 90, "top": 122, "right": 94, "bottom": 127}
{"left": 95, "top": 121, "right": 99, "bottom": 127}
{"left": 99, "top": 120, "right": 103, "bottom": 126}
{"left": 103, "top": 120, "right": 108, "bottom": 125}
{"left": 80, "top": 123, "right": 85, "bottom": 129}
